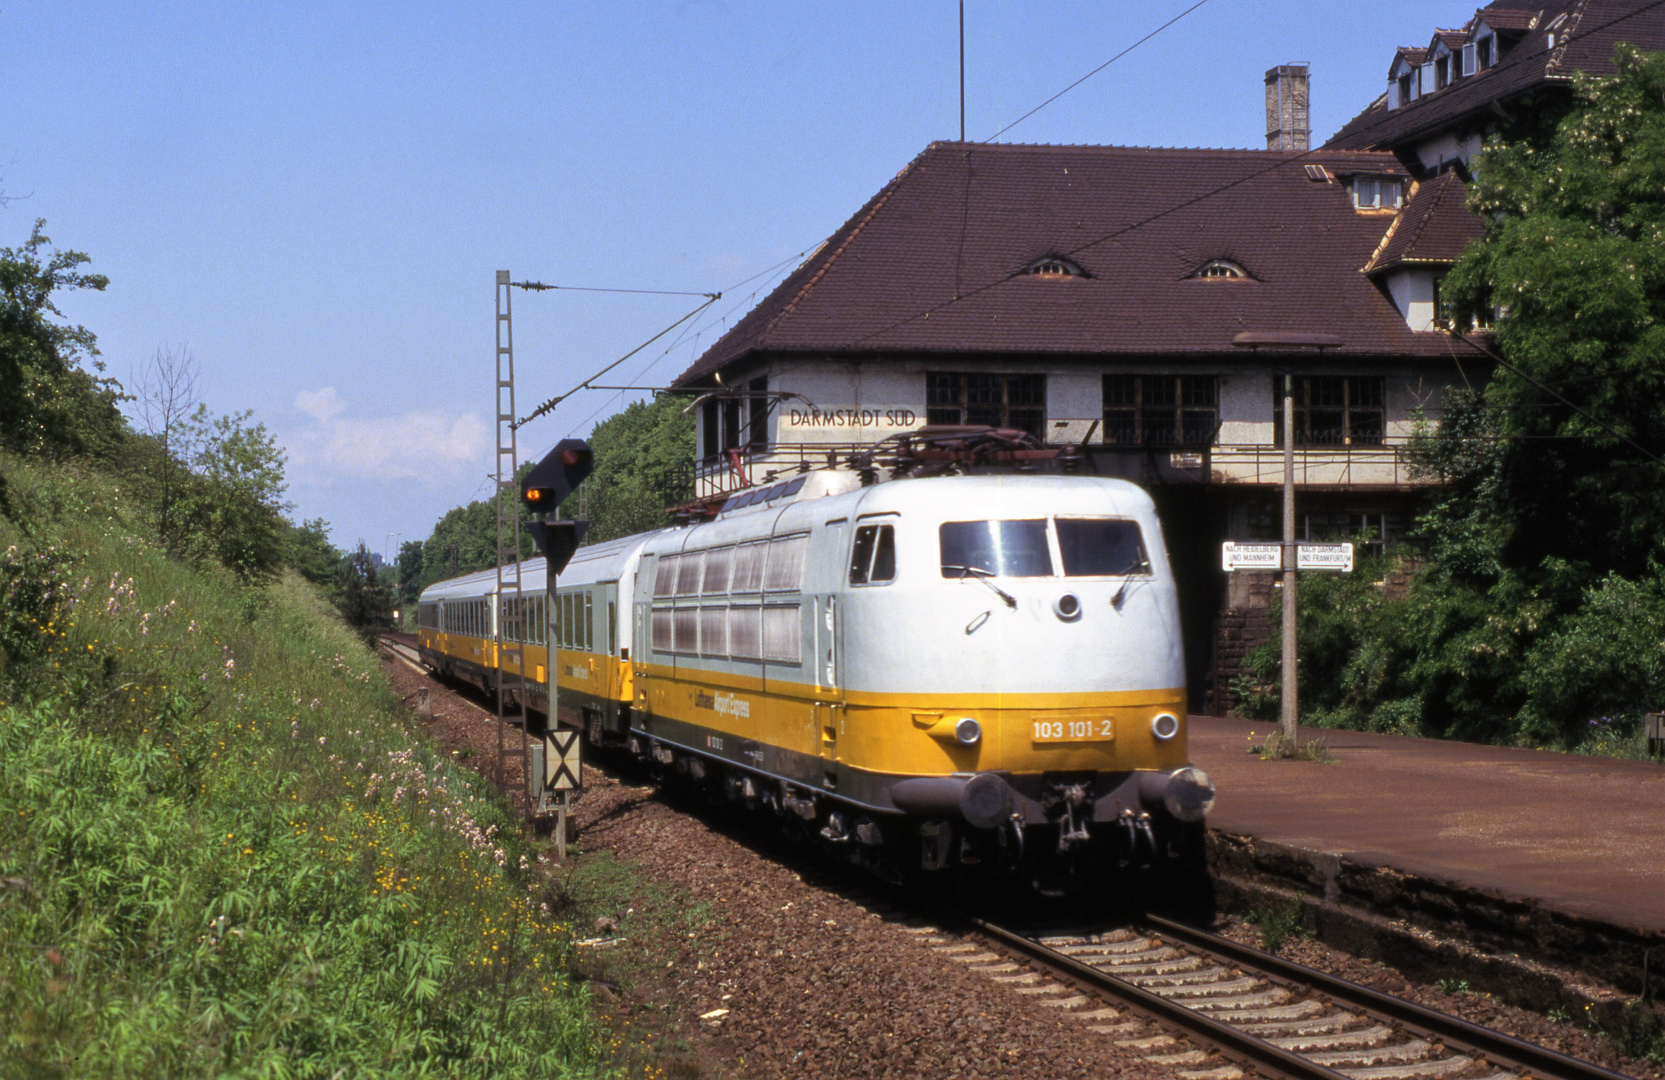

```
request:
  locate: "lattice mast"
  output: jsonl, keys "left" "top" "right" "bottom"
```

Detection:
{"left": 493, "top": 271, "right": 530, "bottom": 809}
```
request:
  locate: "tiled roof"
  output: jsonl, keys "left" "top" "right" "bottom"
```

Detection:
{"left": 1432, "top": 29, "right": 1469, "bottom": 50}
{"left": 1365, "top": 171, "right": 1486, "bottom": 273}
{"left": 673, "top": 142, "right": 1485, "bottom": 387}
{"left": 1478, "top": 8, "right": 1545, "bottom": 32}
{"left": 1324, "top": 0, "right": 1665, "bottom": 153}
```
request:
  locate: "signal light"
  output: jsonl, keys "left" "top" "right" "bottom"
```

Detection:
{"left": 521, "top": 439, "right": 594, "bottom": 516}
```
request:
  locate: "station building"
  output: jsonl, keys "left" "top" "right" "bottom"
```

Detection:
{"left": 668, "top": 0, "right": 1665, "bottom": 711}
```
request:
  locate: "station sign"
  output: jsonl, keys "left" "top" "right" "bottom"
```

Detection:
{"left": 1297, "top": 543, "right": 1354, "bottom": 572}
{"left": 1221, "top": 541, "right": 1355, "bottom": 572}
{"left": 1221, "top": 542, "right": 1281, "bottom": 570}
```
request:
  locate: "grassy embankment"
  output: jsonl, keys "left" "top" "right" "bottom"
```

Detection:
{"left": 0, "top": 451, "right": 614, "bottom": 1077}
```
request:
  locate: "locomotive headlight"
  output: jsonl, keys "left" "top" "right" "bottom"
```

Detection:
{"left": 1052, "top": 593, "right": 1082, "bottom": 622}
{"left": 1162, "top": 766, "right": 1216, "bottom": 821}
{"left": 953, "top": 717, "right": 982, "bottom": 745}
{"left": 1150, "top": 713, "right": 1180, "bottom": 740}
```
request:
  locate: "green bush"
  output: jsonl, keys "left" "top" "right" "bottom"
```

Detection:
{"left": 0, "top": 452, "right": 610, "bottom": 1077}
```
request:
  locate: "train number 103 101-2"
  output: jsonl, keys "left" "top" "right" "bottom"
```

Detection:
{"left": 1031, "top": 718, "right": 1114, "bottom": 743}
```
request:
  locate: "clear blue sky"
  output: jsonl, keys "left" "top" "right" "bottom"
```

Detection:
{"left": 4, "top": 0, "right": 1464, "bottom": 558}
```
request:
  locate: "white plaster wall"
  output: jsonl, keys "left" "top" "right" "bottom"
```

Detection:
{"left": 1383, "top": 269, "right": 1440, "bottom": 331}
{"left": 1412, "top": 130, "right": 1484, "bottom": 173}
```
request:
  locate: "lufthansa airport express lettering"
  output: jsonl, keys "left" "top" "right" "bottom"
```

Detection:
{"left": 785, "top": 408, "right": 920, "bottom": 429}
{"left": 694, "top": 690, "right": 752, "bottom": 719}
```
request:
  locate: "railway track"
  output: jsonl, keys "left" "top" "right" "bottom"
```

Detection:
{"left": 925, "top": 914, "right": 1639, "bottom": 1080}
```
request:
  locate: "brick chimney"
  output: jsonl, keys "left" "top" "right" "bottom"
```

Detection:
{"left": 1265, "top": 64, "right": 1311, "bottom": 151}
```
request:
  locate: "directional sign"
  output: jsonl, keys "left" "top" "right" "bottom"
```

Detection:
{"left": 1297, "top": 543, "right": 1354, "bottom": 572}
{"left": 544, "top": 729, "right": 582, "bottom": 791}
{"left": 1222, "top": 542, "right": 1281, "bottom": 571}
{"left": 1224, "top": 541, "right": 1356, "bottom": 572}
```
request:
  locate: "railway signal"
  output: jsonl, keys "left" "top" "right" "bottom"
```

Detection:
{"left": 522, "top": 440, "right": 594, "bottom": 573}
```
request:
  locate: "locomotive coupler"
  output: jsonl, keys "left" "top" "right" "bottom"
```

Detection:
{"left": 1055, "top": 782, "right": 1092, "bottom": 853}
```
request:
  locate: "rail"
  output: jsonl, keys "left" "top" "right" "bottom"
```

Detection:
{"left": 961, "top": 913, "right": 1636, "bottom": 1080}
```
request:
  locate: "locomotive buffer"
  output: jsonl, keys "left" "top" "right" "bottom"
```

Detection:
{"left": 522, "top": 439, "right": 594, "bottom": 855}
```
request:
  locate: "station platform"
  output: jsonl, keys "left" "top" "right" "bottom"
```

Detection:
{"left": 1186, "top": 716, "right": 1665, "bottom": 995}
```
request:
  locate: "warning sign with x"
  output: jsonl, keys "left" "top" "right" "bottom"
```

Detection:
{"left": 544, "top": 729, "right": 582, "bottom": 791}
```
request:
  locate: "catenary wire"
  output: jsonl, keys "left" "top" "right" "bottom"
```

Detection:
{"left": 983, "top": 0, "right": 1214, "bottom": 142}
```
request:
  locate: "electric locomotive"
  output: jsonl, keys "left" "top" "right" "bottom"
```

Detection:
{"left": 417, "top": 467, "right": 1214, "bottom": 888}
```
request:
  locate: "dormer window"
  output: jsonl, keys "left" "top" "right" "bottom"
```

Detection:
{"left": 1191, "top": 260, "right": 1249, "bottom": 280}
{"left": 1398, "top": 71, "right": 1415, "bottom": 105}
{"left": 1462, "top": 42, "right": 1477, "bottom": 76}
{"left": 1435, "top": 54, "right": 1450, "bottom": 88}
{"left": 1354, "top": 177, "right": 1404, "bottom": 210}
{"left": 1023, "top": 255, "right": 1087, "bottom": 278}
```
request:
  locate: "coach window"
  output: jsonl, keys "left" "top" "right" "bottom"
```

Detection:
{"left": 699, "top": 606, "right": 728, "bottom": 658}
{"left": 673, "top": 608, "right": 699, "bottom": 654}
{"left": 653, "top": 555, "right": 677, "bottom": 597}
{"left": 702, "top": 545, "right": 733, "bottom": 594}
{"left": 941, "top": 520, "right": 1053, "bottom": 577}
{"left": 607, "top": 600, "right": 616, "bottom": 656}
{"left": 762, "top": 606, "right": 801, "bottom": 663}
{"left": 731, "top": 542, "right": 767, "bottom": 592}
{"left": 675, "top": 551, "right": 704, "bottom": 596}
{"left": 849, "top": 524, "right": 897, "bottom": 585}
{"left": 764, "top": 534, "right": 809, "bottom": 591}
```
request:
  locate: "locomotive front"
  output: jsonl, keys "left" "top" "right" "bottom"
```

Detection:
{"left": 832, "top": 474, "right": 1214, "bottom": 882}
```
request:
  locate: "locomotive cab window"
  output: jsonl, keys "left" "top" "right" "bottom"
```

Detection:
{"left": 1057, "top": 518, "right": 1150, "bottom": 576}
{"left": 849, "top": 524, "right": 897, "bottom": 586}
{"left": 940, "top": 520, "right": 1053, "bottom": 578}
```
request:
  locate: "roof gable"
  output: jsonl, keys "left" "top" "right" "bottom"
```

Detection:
{"left": 1365, "top": 171, "right": 1486, "bottom": 273}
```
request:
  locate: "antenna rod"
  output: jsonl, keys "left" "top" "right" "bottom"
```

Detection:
{"left": 959, "top": 0, "right": 965, "bottom": 141}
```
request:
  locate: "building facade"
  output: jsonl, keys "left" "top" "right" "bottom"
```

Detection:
{"left": 667, "top": 1, "right": 1665, "bottom": 708}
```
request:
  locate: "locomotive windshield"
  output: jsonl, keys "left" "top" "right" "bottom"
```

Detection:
{"left": 1057, "top": 518, "right": 1150, "bottom": 577}
{"left": 939, "top": 518, "right": 1150, "bottom": 578}
{"left": 940, "top": 520, "right": 1053, "bottom": 577}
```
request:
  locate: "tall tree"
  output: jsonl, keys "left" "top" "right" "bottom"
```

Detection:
{"left": 1443, "top": 45, "right": 1665, "bottom": 577}
{"left": 174, "top": 406, "right": 292, "bottom": 580}
{"left": 0, "top": 220, "right": 123, "bottom": 459}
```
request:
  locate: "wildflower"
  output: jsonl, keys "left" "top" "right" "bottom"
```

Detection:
{"left": 223, "top": 658, "right": 235, "bottom": 680}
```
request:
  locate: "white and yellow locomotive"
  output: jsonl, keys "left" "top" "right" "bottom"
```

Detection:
{"left": 419, "top": 468, "right": 1214, "bottom": 885}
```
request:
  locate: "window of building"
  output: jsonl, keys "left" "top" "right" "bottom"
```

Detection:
{"left": 926, "top": 373, "right": 1046, "bottom": 437}
{"left": 1272, "top": 376, "right": 1385, "bottom": 446}
{"left": 1192, "top": 260, "right": 1248, "bottom": 279}
{"left": 1398, "top": 71, "right": 1415, "bottom": 105}
{"left": 1462, "top": 42, "right": 1477, "bottom": 76}
{"left": 1023, "top": 255, "right": 1086, "bottom": 277}
{"left": 1102, "top": 375, "right": 1218, "bottom": 446}
{"left": 1435, "top": 54, "right": 1450, "bottom": 89}
{"left": 1478, "top": 35, "right": 1493, "bottom": 69}
{"left": 1353, "top": 177, "right": 1404, "bottom": 209}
